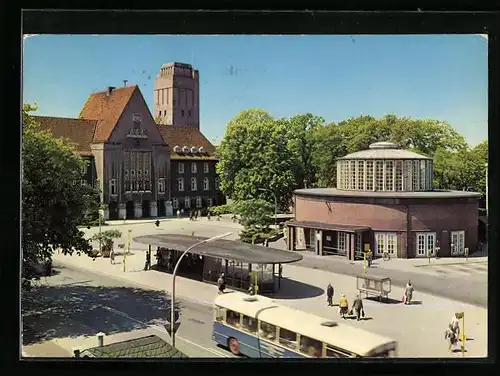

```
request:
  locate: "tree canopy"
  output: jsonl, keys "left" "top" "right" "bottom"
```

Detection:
{"left": 216, "top": 109, "right": 297, "bottom": 210}
{"left": 22, "top": 104, "right": 95, "bottom": 289}
{"left": 216, "top": 110, "right": 487, "bottom": 209}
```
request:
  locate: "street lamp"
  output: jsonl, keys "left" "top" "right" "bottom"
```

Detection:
{"left": 485, "top": 162, "right": 488, "bottom": 217}
{"left": 170, "top": 232, "right": 232, "bottom": 347}
{"left": 96, "top": 179, "right": 103, "bottom": 254}
{"left": 257, "top": 188, "right": 278, "bottom": 227}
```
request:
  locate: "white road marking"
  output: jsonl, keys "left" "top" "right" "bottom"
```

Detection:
{"left": 102, "top": 306, "right": 230, "bottom": 358}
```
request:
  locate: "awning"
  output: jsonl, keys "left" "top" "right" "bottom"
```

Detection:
{"left": 285, "top": 220, "right": 370, "bottom": 233}
{"left": 133, "top": 234, "right": 303, "bottom": 264}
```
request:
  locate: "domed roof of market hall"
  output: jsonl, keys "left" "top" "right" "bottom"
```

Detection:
{"left": 338, "top": 141, "right": 432, "bottom": 160}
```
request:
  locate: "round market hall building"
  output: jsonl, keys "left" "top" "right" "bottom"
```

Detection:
{"left": 286, "top": 142, "right": 481, "bottom": 259}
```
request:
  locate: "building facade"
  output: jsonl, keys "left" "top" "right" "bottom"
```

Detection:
{"left": 286, "top": 142, "right": 481, "bottom": 259}
{"left": 34, "top": 62, "right": 224, "bottom": 220}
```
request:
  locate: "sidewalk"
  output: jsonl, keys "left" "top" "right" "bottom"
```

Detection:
{"left": 51, "top": 250, "right": 487, "bottom": 357}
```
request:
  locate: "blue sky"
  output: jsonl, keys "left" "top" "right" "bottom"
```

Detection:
{"left": 23, "top": 35, "right": 488, "bottom": 146}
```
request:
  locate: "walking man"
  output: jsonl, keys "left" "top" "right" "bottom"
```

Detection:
{"left": 217, "top": 273, "right": 226, "bottom": 294}
{"left": 327, "top": 283, "right": 334, "bottom": 306}
{"left": 352, "top": 293, "right": 365, "bottom": 321}
{"left": 110, "top": 249, "right": 115, "bottom": 265}
{"left": 404, "top": 280, "right": 414, "bottom": 305}
{"left": 144, "top": 250, "right": 151, "bottom": 271}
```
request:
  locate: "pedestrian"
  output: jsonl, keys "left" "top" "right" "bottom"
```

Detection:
{"left": 404, "top": 280, "right": 414, "bottom": 305}
{"left": 176, "top": 209, "right": 181, "bottom": 218}
{"left": 327, "top": 283, "right": 334, "bottom": 306}
{"left": 445, "top": 313, "right": 462, "bottom": 351}
{"left": 207, "top": 211, "right": 211, "bottom": 220}
{"left": 144, "top": 250, "right": 151, "bottom": 271}
{"left": 217, "top": 273, "right": 226, "bottom": 294}
{"left": 352, "top": 293, "right": 365, "bottom": 321}
{"left": 195, "top": 210, "right": 198, "bottom": 220}
{"left": 339, "top": 294, "right": 349, "bottom": 319}
{"left": 367, "top": 249, "right": 373, "bottom": 267}
{"left": 110, "top": 249, "right": 115, "bottom": 264}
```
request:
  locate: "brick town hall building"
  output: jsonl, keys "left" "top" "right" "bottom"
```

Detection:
{"left": 286, "top": 142, "right": 481, "bottom": 259}
{"left": 34, "top": 62, "right": 225, "bottom": 220}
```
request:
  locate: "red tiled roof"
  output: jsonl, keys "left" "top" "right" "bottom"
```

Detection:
{"left": 156, "top": 125, "right": 217, "bottom": 159}
{"left": 79, "top": 85, "right": 137, "bottom": 142}
{"left": 33, "top": 116, "right": 97, "bottom": 156}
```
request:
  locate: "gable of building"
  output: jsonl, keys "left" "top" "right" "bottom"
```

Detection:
{"left": 156, "top": 124, "right": 217, "bottom": 160}
{"left": 79, "top": 86, "right": 137, "bottom": 142}
{"left": 32, "top": 116, "right": 97, "bottom": 156}
{"left": 108, "top": 87, "right": 166, "bottom": 146}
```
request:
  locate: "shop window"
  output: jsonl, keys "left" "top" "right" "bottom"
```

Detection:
{"left": 259, "top": 321, "right": 276, "bottom": 341}
{"left": 278, "top": 327, "right": 298, "bottom": 349}
{"left": 300, "top": 335, "right": 323, "bottom": 358}
{"left": 242, "top": 315, "right": 257, "bottom": 334}
{"left": 226, "top": 310, "right": 241, "bottom": 327}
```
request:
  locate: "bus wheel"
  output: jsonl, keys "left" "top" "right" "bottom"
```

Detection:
{"left": 228, "top": 337, "right": 240, "bottom": 355}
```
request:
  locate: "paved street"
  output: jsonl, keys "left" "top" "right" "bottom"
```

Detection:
{"left": 85, "top": 217, "right": 488, "bottom": 307}
{"left": 22, "top": 264, "right": 235, "bottom": 358}
{"left": 48, "top": 241, "right": 487, "bottom": 358}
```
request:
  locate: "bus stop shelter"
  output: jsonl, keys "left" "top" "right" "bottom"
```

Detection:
{"left": 133, "top": 234, "right": 303, "bottom": 293}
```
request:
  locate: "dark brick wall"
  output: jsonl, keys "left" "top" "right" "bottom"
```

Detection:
{"left": 169, "top": 159, "right": 225, "bottom": 208}
{"left": 294, "top": 194, "right": 479, "bottom": 258}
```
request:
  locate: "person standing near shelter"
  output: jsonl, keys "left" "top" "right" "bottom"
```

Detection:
{"left": 327, "top": 283, "right": 334, "bottom": 306}
{"left": 218, "top": 273, "right": 226, "bottom": 294}
{"left": 352, "top": 293, "right": 365, "bottom": 321}
{"left": 110, "top": 249, "right": 115, "bottom": 265}
{"left": 339, "top": 294, "right": 349, "bottom": 319}
{"left": 404, "top": 280, "right": 414, "bottom": 305}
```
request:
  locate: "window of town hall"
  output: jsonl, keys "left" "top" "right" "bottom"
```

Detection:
{"left": 124, "top": 150, "right": 151, "bottom": 193}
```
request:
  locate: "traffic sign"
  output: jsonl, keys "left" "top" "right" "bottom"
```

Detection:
{"left": 164, "top": 322, "right": 181, "bottom": 337}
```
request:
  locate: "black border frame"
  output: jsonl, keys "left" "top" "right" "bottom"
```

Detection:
{"left": 4, "top": 4, "right": 498, "bottom": 375}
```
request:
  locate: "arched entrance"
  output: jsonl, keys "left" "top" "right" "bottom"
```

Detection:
{"left": 142, "top": 200, "right": 151, "bottom": 218}
{"left": 157, "top": 199, "right": 166, "bottom": 217}
{"left": 126, "top": 201, "right": 135, "bottom": 219}
{"left": 108, "top": 202, "right": 119, "bottom": 220}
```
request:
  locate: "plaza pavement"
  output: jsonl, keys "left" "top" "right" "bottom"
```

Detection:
{"left": 52, "top": 241, "right": 488, "bottom": 358}
{"left": 83, "top": 217, "right": 488, "bottom": 307}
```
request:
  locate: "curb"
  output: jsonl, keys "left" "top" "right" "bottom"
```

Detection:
{"left": 53, "top": 258, "right": 214, "bottom": 309}
{"left": 414, "top": 260, "right": 487, "bottom": 268}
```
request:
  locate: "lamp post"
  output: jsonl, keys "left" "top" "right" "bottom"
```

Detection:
{"left": 257, "top": 188, "right": 278, "bottom": 227}
{"left": 96, "top": 179, "right": 103, "bottom": 254}
{"left": 170, "top": 232, "right": 232, "bottom": 347}
{"left": 485, "top": 162, "right": 488, "bottom": 217}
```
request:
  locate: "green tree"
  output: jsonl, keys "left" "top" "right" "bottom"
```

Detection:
{"left": 91, "top": 229, "right": 122, "bottom": 257}
{"left": 311, "top": 123, "right": 347, "bottom": 188}
{"left": 285, "top": 113, "right": 325, "bottom": 189}
{"left": 234, "top": 199, "right": 276, "bottom": 243}
{"left": 216, "top": 109, "right": 297, "bottom": 210}
{"left": 22, "top": 104, "right": 95, "bottom": 289}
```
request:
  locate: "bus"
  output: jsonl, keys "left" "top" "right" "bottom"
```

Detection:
{"left": 212, "top": 291, "right": 397, "bottom": 358}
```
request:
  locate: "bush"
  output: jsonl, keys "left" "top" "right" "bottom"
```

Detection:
{"left": 239, "top": 227, "right": 281, "bottom": 244}
{"left": 210, "top": 204, "right": 234, "bottom": 216}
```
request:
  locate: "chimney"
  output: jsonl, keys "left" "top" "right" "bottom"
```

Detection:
{"left": 106, "top": 86, "right": 116, "bottom": 96}
{"left": 97, "top": 332, "right": 106, "bottom": 347}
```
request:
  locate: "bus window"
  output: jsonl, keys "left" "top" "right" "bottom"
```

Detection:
{"left": 259, "top": 321, "right": 277, "bottom": 341}
{"left": 242, "top": 315, "right": 257, "bottom": 334}
{"left": 226, "top": 310, "right": 241, "bottom": 327}
{"left": 214, "top": 306, "right": 226, "bottom": 323}
{"left": 325, "top": 345, "right": 352, "bottom": 358}
{"left": 279, "top": 328, "right": 298, "bottom": 350}
{"left": 299, "top": 335, "right": 322, "bottom": 358}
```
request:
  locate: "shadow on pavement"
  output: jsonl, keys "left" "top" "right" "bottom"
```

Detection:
{"left": 365, "top": 296, "right": 402, "bottom": 305}
{"left": 21, "top": 282, "right": 180, "bottom": 346}
{"left": 264, "top": 278, "right": 324, "bottom": 300}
